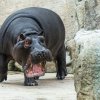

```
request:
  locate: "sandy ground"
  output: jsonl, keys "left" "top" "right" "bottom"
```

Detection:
{"left": 0, "top": 72, "right": 76, "bottom": 100}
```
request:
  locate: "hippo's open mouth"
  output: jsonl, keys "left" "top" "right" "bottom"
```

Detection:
{"left": 25, "top": 62, "right": 45, "bottom": 78}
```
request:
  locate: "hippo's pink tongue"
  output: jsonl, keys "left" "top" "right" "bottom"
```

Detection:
{"left": 26, "top": 64, "right": 45, "bottom": 78}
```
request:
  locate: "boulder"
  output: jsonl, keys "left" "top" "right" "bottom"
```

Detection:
{"left": 72, "top": 29, "right": 100, "bottom": 100}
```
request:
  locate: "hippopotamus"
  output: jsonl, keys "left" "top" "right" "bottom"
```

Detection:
{"left": 0, "top": 7, "right": 67, "bottom": 86}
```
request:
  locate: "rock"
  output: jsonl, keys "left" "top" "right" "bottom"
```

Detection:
{"left": 75, "top": 0, "right": 85, "bottom": 29}
{"left": 45, "top": 62, "right": 56, "bottom": 73}
{"left": 75, "top": 0, "right": 100, "bottom": 30}
{"left": 73, "top": 29, "right": 100, "bottom": 100}
{"left": 8, "top": 60, "right": 23, "bottom": 72}
{"left": 8, "top": 60, "right": 15, "bottom": 71}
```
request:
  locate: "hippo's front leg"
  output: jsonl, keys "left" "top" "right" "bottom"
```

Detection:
{"left": 56, "top": 45, "right": 67, "bottom": 80}
{"left": 24, "top": 73, "right": 38, "bottom": 86}
{"left": 0, "top": 54, "right": 8, "bottom": 82}
{"left": 23, "top": 65, "right": 38, "bottom": 86}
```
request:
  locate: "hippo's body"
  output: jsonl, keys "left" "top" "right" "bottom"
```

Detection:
{"left": 0, "top": 7, "right": 67, "bottom": 86}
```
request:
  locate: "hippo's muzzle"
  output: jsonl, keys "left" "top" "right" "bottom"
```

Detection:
{"left": 25, "top": 49, "right": 52, "bottom": 78}
{"left": 31, "top": 49, "right": 52, "bottom": 63}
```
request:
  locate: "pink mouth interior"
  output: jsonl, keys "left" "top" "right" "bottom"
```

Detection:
{"left": 26, "top": 64, "right": 45, "bottom": 78}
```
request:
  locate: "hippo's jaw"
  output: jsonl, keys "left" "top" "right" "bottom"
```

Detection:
{"left": 24, "top": 61, "right": 46, "bottom": 78}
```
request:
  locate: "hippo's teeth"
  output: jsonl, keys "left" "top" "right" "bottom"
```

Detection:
{"left": 31, "top": 64, "right": 33, "bottom": 68}
{"left": 39, "top": 63, "right": 42, "bottom": 66}
{"left": 25, "top": 62, "right": 46, "bottom": 78}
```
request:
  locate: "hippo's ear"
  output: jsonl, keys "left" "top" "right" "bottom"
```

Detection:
{"left": 17, "top": 33, "right": 26, "bottom": 42}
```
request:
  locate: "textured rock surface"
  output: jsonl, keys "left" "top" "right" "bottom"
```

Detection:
{"left": 75, "top": 0, "right": 100, "bottom": 30}
{"left": 72, "top": 29, "right": 100, "bottom": 100}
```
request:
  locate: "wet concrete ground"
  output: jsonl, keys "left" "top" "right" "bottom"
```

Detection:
{"left": 0, "top": 72, "right": 76, "bottom": 100}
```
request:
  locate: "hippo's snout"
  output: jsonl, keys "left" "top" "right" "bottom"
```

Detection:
{"left": 30, "top": 49, "right": 52, "bottom": 63}
{"left": 34, "top": 50, "right": 47, "bottom": 60}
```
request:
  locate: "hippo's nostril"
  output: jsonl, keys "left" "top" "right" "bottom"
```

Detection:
{"left": 38, "top": 54, "right": 41, "bottom": 58}
{"left": 36, "top": 51, "right": 46, "bottom": 60}
{"left": 30, "top": 50, "right": 50, "bottom": 63}
{"left": 42, "top": 51, "right": 47, "bottom": 59}
{"left": 42, "top": 51, "right": 45, "bottom": 56}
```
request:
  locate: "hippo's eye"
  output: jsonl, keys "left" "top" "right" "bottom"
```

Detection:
{"left": 19, "top": 34, "right": 26, "bottom": 40}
